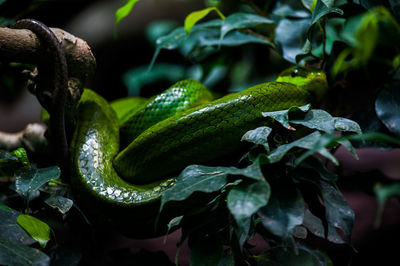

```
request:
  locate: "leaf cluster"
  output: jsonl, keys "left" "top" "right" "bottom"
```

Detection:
{"left": 158, "top": 105, "right": 367, "bottom": 265}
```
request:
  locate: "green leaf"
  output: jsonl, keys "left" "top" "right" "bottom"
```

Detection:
{"left": 189, "top": 237, "right": 224, "bottom": 266}
{"left": 167, "top": 216, "right": 183, "bottom": 235}
{"left": 146, "top": 21, "right": 178, "bottom": 45}
{"left": 375, "top": 83, "right": 400, "bottom": 138}
{"left": 302, "top": 209, "right": 345, "bottom": 244}
{"left": 123, "top": 63, "right": 187, "bottom": 96}
{"left": 199, "top": 30, "right": 273, "bottom": 47}
{"left": 333, "top": 117, "right": 363, "bottom": 134}
{"left": 267, "top": 132, "right": 337, "bottom": 165}
{"left": 374, "top": 183, "right": 400, "bottom": 227}
{"left": 44, "top": 195, "right": 73, "bottom": 214}
{"left": 258, "top": 184, "right": 304, "bottom": 239}
{"left": 0, "top": 209, "right": 35, "bottom": 245}
{"left": 17, "top": 214, "right": 51, "bottom": 248}
{"left": 0, "top": 237, "right": 50, "bottom": 266}
{"left": 150, "top": 20, "right": 222, "bottom": 67}
{"left": 311, "top": 0, "right": 344, "bottom": 25}
{"left": 262, "top": 104, "right": 311, "bottom": 130}
{"left": 319, "top": 180, "right": 354, "bottom": 243}
{"left": 300, "top": 156, "right": 338, "bottom": 183}
{"left": 14, "top": 166, "right": 61, "bottom": 199}
{"left": 160, "top": 163, "right": 264, "bottom": 212}
{"left": 241, "top": 126, "right": 272, "bottom": 152}
{"left": 0, "top": 150, "right": 18, "bottom": 162}
{"left": 220, "top": 13, "right": 274, "bottom": 41}
{"left": 115, "top": 0, "right": 139, "bottom": 25}
{"left": 0, "top": 201, "right": 12, "bottom": 211}
{"left": 290, "top": 110, "right": 362, "bottom": 134}
{"left": 347, "top": 132, "right": 400, "bottom": 147}
{"left": 227, "top": 180, "right": 270, "bottom": 245}
{"left": 275, "top": 18, "right": 311, "bottom": 63}
{"left": 0, "top": 150, "right": 20, "bottom": 170}
{"left": 184, "top": 7, "right": 225, "bottom": 34}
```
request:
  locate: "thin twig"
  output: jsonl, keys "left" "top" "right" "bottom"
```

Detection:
{"left": 319, "top": 18, "right": 327, "bottom": 70}
{"left": 243, "top": 0, "right": 268, "bottom": 18}
{"left": 241, "top": 28, "right": 276, "bottom": 49}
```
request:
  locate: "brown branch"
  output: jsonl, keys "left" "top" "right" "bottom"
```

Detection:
{"left": 0, "top": 26, "right": 96, "bottom": 88}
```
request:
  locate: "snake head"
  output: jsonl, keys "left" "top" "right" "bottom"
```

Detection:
{"left": 276, "top": 67, "right": 328, "bottom": 101}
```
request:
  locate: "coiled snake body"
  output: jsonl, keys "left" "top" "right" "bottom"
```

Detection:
{"left": 11, "top": 19, "right": 327, "bottom": 238}
{"left": 70, "top": 70, "right": 327, "bottom": 237}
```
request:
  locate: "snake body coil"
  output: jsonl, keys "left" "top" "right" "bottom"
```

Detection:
{"left": 70, "top": 69, "right": 327, "bottom": 237}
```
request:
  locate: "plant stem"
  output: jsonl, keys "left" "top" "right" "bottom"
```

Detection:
{"left": 243, "top": 0, "right": 268, "bottom": 18}
{"left": 319, "top": 18, "right": 327, "bottom": 70}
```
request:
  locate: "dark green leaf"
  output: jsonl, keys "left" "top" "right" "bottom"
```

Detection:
{"left": 347, "top": 132, "right": 400, "bottom": 147}
{"left": 17, "top": 214, "right": 51, "bottom": 248}
{"left": 255, "top": 245, "right": 329, "bottom": 266}
{"left": 227, "top": 180, "right": 270, "bottom": 244}
{"left": 302, "top": 209, "right": 345, "bottom": 244}
{"left": 44, "top": 195, "right": 73, "bottom": 214}
{"left": 0, "top": 201, "right": 12, "bottom": 211}
{"left": 0, "top": 236, "right": 50, "bottom": 266}
{"left": 275, "top": 18, "right": 311, "bottom": 63}
{"left": 190, "top": 237, "right": 224, "bottom": 266}
{"left": 300, "top": 156, "right": 338, "bottom": 183}
{"left": 123, "top": 63, "right": 186, "bottom": 96}
{"left": 14, "top": 166, "right": 60, "bottom": 199}
{"left": 146, "top": 21, "right": 178, "bottom": 45}
{"left": 200, "top": 30, "right": 273, "bottom": 47}
{"left": 258, "top": 185, "right": 304, "bottom": 239}
{"left": 167, "top": 216, "right": 183, "bottom": 235}
{"left": 241, "top": 126, "right": 272, "bottom": 152}
{"left": 0, "top": 150, "right": 20, "bottom": 170}
{"left": 160, "top": 163, "right": 263, "bottom": 211}
{"left": 202, "top": 65, "right": 226, "bottom": 88}
{"left": 220, "top": 13, "right": 274, "bottom": 40}
{"left": 262, "top": 104, "right": 310, "bottom": 130}
{"left": 150, "top": 20, "right": 222, "bottom": 67}
{"left": 311, "top": 0, "right": 344, "bottom": 25}
{"left": 0, "top": 209, "right": 35, "bottom": 245}
{"left": 267, "top": 132, "right": 338, "bottom": 165}
{"left": 290, "top": 110, "right": 362, "bottom": 134}
{"left": 320, "top": 180, "right": 354, "bottom": 243}
{"left": 0, "top": 150, "right": 18, "bottom": 162}
{"left": 375, "top": 83, "right": 400, "bottom": 138}
{"left": 374, "top": 183, "right": 400, "bottom": 226}
{"left": 272, "top": 3, "right": 310, "bottom": 18}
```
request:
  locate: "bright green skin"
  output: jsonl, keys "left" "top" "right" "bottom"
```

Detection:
{"left": 70, "top": 69, "right": 327, "bottom": 237}
{"left": 119, "top": 79, "right": 213, "bottom": 148}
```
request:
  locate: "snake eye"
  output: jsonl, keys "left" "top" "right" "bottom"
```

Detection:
{"left": 291, "top": 69, "right": 299, "bottom": 77}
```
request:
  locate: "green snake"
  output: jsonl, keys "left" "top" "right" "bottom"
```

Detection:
{"left": 70, "top": 68, "right": 327, "bottom": 238}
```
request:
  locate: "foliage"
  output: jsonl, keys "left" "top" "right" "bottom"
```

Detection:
{"left": 1, "top": 0, "right": 400, "bottom": 265}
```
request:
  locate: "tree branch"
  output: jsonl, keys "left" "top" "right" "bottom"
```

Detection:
{"left": 0, "top": 26, "right": 96, "bottom": 88}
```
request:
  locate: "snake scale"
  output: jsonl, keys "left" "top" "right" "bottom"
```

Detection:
{"left": 71, "top": 70, "right": 327, "bottom": 237}
{"left": 12, "top": 19, "right": 328, "bottom": 238}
